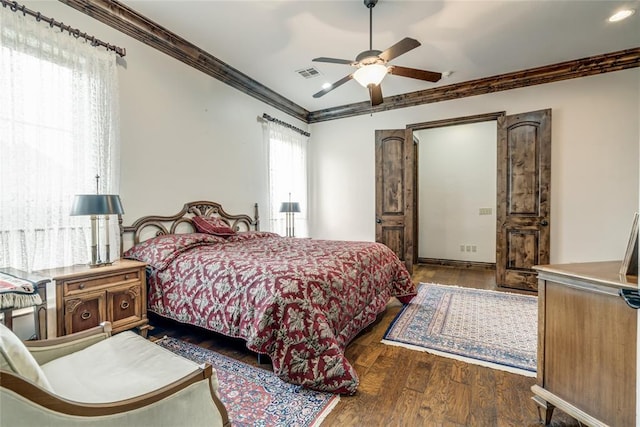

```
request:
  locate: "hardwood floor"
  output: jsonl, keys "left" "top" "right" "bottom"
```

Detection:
{"left": 149, "top": 264, "right": 581, "bottom": 426}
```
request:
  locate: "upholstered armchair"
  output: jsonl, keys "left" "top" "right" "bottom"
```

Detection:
{"left": 0, "top": 322, "right": 230, "bottom": 426}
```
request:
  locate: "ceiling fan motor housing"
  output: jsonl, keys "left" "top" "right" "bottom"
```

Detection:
{"left": 356, "top": 49, "right": 383, "bottom": 65}
{"left": 364, "top": 0, "right": 378, "bottom": 9}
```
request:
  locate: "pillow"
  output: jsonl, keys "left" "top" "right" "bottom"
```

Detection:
{"left": 123, "top": 233, "right": 226, "bottom": 270}
{"left": 226, "top": 231, "right": 280, "bottom": 242}
{"left": 192, "top": 216, "right": 236, "bottom": 237}
{"left": 0, "top": 322, "right": 53, "bottom": 392}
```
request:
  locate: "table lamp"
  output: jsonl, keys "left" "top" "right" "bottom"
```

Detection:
{"left": 279, "top": 194, "right": 300, "bottom": 237}
{"left": 70, "top": 194, "right": 124, "bottom": 267}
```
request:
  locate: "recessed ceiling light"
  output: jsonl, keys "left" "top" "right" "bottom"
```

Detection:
{"left": 608, "top": 9, "right": 635, "bottom": 22}
{"left": 321, "top": 82, "right": 332, "bottom": 89}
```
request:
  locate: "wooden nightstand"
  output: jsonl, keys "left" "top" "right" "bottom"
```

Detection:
{"left": 40, "top": 260, "right": 149, "bottom": 338}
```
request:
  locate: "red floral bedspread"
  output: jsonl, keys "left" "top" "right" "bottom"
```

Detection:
{"left": 125, "top": 232, "right": 415, "bottom": 394}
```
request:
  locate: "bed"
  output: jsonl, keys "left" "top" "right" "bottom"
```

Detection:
{"left": 121, "top": 201, "right": 416, "bottom": 394}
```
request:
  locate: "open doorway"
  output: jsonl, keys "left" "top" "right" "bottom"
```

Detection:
{"left": 414, "top": 120, "right": 497, "bottom": 268}
{"left": 376, "top": 109, "right": 551, "bottom": 291}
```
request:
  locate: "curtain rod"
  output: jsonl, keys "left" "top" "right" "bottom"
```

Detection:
{"left": 0, "top": 0, "right": 126, "bottom": 57}
{"left": 262, "top": 113, "right": 310, "bottom": 137}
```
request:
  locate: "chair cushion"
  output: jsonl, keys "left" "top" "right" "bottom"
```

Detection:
{"left": 0, "top": 322, "right": 53, "bottom": 391}
{"left": 41, "top": 331, "right": 209, "bottom": 403}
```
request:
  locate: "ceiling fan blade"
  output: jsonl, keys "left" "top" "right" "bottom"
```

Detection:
{"left": 378, "top": 37, "right": 421, "bottom": 62}
{"left": 388, "top": 65, "right": 442, "bottom": 82}
{"left": 312, "top": 57, "right": 355, "bottom": 65}
{"left": 369, "top": 84, "right": 383, "bottom": 106}
{"left": 313, "top": 74, "right": 354, "bottom": 98}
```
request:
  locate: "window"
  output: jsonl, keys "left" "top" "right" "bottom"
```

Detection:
{"left": 265, "top": 121, "right": 309, "bottom": 237}
{"left": 0, "top": 10, "right": 119, "bottom": 271}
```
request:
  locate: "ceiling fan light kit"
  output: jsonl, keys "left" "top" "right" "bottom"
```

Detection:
{"left": 353, "top": 63, "right": 388, "bottom": 87}
{"left": 312, "top": 0, "right": 442, "bottom": 106}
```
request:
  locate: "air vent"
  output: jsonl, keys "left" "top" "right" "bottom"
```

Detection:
{"left": 296, "top": 67, "right": 322, "bottom": 79}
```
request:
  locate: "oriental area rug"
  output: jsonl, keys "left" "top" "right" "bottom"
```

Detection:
{"left": 383, "top": 283, "right": 537, "bottom": 376}
{"left": 157, "top": 337, "right": 339, "bottom": 427}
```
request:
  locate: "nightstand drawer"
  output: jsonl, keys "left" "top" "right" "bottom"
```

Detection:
{"left": 64, "top": 269, "right": 141, "bottom": 294}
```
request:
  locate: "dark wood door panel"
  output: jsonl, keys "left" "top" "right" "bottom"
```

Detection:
{"left": 497, "top": 109, "right": 551, "bottom": 291}
{"left": 380, "top": 138, "right": 405, "bottom": 215}
{"left": 375, "top": 129, "right": 414, "bottom": 272}
{"left": 507, "top": 123, "right": 543, "bottom": 215}
{"left": 381, "top": 227, "right": 405, "bottom": 260}
{"left": 503, "top": 228, "right": 541, "bottom": 291}
{"left": 507, "top": 229, "right": 540, "bottom": 269}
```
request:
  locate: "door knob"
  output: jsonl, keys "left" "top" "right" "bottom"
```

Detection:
{"left": 540, "top": 219, "right": 549, "bottom": 226}
{"left": 376, "top": 218, "right": 383, "bottom": 224}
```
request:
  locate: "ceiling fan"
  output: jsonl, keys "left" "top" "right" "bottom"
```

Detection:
{"left": 312, "top": 0, "right": 442, "bottom": 106}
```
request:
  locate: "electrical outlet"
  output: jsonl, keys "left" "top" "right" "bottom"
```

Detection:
{"left": 479, "top": 207, "right": 492, "bottom": 215}
{"left": 466, "top": 245, "right": 472, "bottom": 252}
{"left": 472, "top": 245, "right": 477, "bottom": 252}
{"left": 460, "top": 244, "right": 465, "bottom": 252}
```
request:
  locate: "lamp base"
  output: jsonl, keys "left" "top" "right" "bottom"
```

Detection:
{"left": 88, "top": 261, "right": 107, "bottom": 268}
{"left": 89, "top": 242, "right": 101, "bottom": 268}
{"left": 87, "top": 240, "right": 115, "bottom": 268}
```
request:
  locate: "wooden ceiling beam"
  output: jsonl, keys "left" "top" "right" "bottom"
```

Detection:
{"left": 307, "top": 47, "right": 640, "bottom": 123}
{"left": 58, "top": 0, "right": 310, "bottom": 122}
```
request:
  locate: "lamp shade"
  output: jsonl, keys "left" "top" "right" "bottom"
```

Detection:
{"left": 279, "top": 202, "right": 301, "bottom": 213}
{"left": 353, "top": 64, "right": 388, "bottom": 88}
{"left": 70, "top": 194, "right": 124, "bottom": 216}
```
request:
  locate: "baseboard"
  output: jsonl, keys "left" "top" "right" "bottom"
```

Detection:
{"left": 417, "top": 258, "right": 495, "bottom": 270}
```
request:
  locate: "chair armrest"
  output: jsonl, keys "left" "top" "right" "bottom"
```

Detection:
{"left": 26, "top": 322, "right": 113, "bottom": 365}
{"left": 0, "top": 363, "right": 229, "bottom": 423}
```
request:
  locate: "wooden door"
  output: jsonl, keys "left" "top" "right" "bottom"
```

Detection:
{"left": 375, "top": 129, "right": 414, "bottom": 273}
{"left": 496, "top": 109, "right": 551, "bottom": 291}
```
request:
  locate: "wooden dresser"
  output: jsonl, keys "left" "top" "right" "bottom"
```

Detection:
{"left": 533, "top": 261, "right": 637, "bottom": 427}
{"left": 41, "top": 260, "right": 149, "bottom": 337}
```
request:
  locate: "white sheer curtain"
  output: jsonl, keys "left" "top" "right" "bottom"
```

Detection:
{"left": 265, "top": 121, "right": 309, "bottom": 237}
{"left": 0, "top": 10, "right": 120, "bottom": 271}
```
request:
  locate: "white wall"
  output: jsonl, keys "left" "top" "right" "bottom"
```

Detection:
{"left": 20, "top": 2, "right": 639, "bottom": 266}
{"left": 25, "top": 0, "right": 309, "bottom": 228}
{"left": 309, "top": 68, "right": 639, "bottom": 264}
{"left": 416, "top": 122, "right": 497, "bottom": 262}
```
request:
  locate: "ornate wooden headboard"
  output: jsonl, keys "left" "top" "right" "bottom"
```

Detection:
{"left": 120, "top": 201, "right": 259, "bottom": 254}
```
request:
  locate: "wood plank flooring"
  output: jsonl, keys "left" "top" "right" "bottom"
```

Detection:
{"left": 149, "top": 264, "right": 581, "bottom": 426}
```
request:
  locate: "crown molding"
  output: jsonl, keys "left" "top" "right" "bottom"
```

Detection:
{"left": 60, "top": 1, "right": 639, "bottom": 125}
{"left": 308, "top": 47, "right": 640, "bottom": 123}
{"left": 58, "top": 0, "right": 310, "bottom": 122}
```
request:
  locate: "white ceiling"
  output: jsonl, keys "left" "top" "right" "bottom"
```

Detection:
{"left": 124, "top": 0, "right": 639, "bottom": 112}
